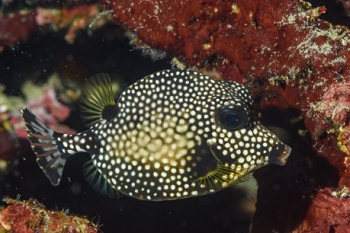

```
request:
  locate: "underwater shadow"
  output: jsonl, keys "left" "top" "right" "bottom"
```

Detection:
{"left": 250, "top": 108, "right": 340, "bottom": 232}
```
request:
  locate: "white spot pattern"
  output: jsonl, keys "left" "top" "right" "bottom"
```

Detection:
{"left": 57, "top": 69, "right": 290, "bottom": 201}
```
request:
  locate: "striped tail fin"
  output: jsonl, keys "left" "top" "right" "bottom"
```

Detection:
{"left": 21, "top": 108, "right": 73, "bottom": 186}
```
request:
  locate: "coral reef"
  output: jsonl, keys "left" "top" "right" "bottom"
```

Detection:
{"left": 0, "top": 75, "right": 75, "bottom": 180}
{"left": 296, "top": 188, "right": 350, "bottom": 232}
{"left": 35, "top": 4, "right": 101, "bottom": 43}
{"left": 3, "top": 0, "right": 350, "bottom": 231}
{"left": 7, "top": 74, "right": 76, "bottom": 138}
{"left": 0, "top": 197, "right": 102, "bottom": 233}
{"left": 0, "top": 12, "right": 37, "bottom": 53}
{"left": 0, "top": 3, "right": 110, "bottom": 52}
{"left": 98, "top": 0, "right": 350, "bottom": 231}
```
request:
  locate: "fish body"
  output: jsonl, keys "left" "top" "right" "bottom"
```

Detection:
{"left": 22, "top": 69, "right": 291, "bottom": 201}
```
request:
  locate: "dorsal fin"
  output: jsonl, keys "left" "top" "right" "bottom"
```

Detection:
{"left": 80, "top": 73, "right": 118, "bottom": 128}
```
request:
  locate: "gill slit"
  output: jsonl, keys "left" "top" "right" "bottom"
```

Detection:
{"left": 209, "top": 145, "right": 223, "bottom": 164}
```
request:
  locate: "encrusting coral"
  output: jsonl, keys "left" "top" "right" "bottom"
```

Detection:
{"left": 0, "top": 197, "right": 102, "bottom": 233}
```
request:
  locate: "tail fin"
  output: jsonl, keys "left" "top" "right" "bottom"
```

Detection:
{"left": 21, "top": 108, "right": 72, "bottom": 186}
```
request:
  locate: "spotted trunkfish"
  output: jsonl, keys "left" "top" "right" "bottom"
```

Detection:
{"left": 21, "top": 69, "right": 291, "bottom": 201}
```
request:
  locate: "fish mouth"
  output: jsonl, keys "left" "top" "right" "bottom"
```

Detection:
{"left": 267, "top": 142, "right": 292, "bottom": 166}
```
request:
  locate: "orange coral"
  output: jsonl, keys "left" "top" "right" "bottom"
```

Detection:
{"left": 0, "top": 198, "right": 102, "bottom": 233}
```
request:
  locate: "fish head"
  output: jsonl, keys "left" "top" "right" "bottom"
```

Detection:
{"left": 203, "top": 81, "right": 291, "bottom": 184}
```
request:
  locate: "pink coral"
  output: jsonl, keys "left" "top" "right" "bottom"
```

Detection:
{"left": 27, "top": 87, "right": 70, "bottom": 124}
{"left": 35, "top": 5, "right": 100, "bottom": 43}
{"left": 0, "top": 4, "right": 104, "bottom": 51}
{"left": 312, "top": 82, "right": 350, "bottom": 125}
{"left": 14, "top": 86, "right": 74, "bottom": 140}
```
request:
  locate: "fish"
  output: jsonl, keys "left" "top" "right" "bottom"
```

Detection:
{"left": 21, "top": 69, "right": 291, "bottom": 201}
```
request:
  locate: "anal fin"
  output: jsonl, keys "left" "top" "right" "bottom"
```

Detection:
{"left": 83, "top": 159, "right": 121, "bottom": 198}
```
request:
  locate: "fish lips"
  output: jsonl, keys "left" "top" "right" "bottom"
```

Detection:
{"left": 267, "top": 142, "right": 292, "bottom": 166}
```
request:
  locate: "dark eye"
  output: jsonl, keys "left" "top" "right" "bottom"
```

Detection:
{"left": 216, "top": 107, "right": 248, "bottom": 130}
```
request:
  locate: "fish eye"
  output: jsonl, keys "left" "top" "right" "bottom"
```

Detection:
{"left": 216, "top": 106, "right": 248, "bottom": 131}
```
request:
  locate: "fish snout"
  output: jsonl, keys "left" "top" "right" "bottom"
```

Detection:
{"left": 267, "top": 142, "right": 292, "bottom": 166}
